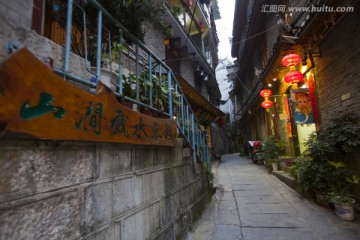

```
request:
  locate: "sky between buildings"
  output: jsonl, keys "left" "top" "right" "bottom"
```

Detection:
{"left": 215, "top": 0, "right": 236, "bottom": 114}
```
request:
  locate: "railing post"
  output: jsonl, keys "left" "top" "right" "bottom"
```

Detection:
{"left": 191, "top": 113, "right": 196, "bottom": 164}
{"left": 181, "top": 96, "right": 185, "bottom": 133}
{"left": 135, "top": 44, "right": 139, "bottom": 102}
{"left": 96, "top": 10, "right": 102, "bottom": 82}
{"left": 149, "top": 55, "right": 153, "bottom": 107}
{"left": 186, "top": 106, "right": 190, "bottom": 140}
{"left": 118, "top": 30, "right": 123, "bottom": 95}
{"left": 168, "top": 71, "right": 173, "bottom": 117}
{"left": 64, "top": 0, "right": 73, "bottom": 73}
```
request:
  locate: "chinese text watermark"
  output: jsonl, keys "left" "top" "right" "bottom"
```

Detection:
{"left": 261, "top": 5, "right": 354, "bottom": 13}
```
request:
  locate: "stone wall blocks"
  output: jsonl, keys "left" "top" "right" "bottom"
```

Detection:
{"left": 96, "top": 144, "right": 132, "bottom": 179}
{"left": 0, "top": 140, "right": 95, "bottom": 203}
{"left": 0, "top": 190, "right": 81, "bottom": 239}
{"left": 82, "top": 182, "right": 112, "bottom": 233}
{"left": 113, "top": 177, "right": 134, "bottom": 217}
{"left": 183, "top": 147, "right": 192, "bottom": 158}
{"left": 133, "top": 146, "right": 158, "bottom": 171}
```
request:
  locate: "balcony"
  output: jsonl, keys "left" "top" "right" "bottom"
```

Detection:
{"left": 27, "top": 0, "right": 212, "bottom": 165}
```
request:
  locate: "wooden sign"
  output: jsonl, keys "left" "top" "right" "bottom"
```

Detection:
{"left": 0, "top": 48, "right": 177, "bottom": 146}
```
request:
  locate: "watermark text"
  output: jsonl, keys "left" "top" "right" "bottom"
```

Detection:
{"left": 261, "top": 5, "right": 354, "bottom": 13}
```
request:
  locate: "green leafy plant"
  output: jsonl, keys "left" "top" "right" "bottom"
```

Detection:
{"left": 262, "top": 136, "right": 286, "bottom": 161}
{"left": 261, "top": 137, "right": 286, "bottom": 171}
{"left": 326, "top": 161, "right": 359, "bottom": 204}
{"left": 303, "top": 132, "right": 334, "bottom": 163}
{"left": 200, "top": 163, "right": 214, "bottom": 182}
{"left": 297, "top": 159, "right": 336, "bottom": 194}
{"left": 312, "top": 111, "right": 360, "bottom": 161}
{"left": 169, "top": 3, "right": 186, "bottom": 21}
{"left": 295, "top": 111, "right": 360, "bottom": 199}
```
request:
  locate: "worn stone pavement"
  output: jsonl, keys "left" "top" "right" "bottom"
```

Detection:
{"left": 186, "top": 153, "right": 360, "bottom": 240}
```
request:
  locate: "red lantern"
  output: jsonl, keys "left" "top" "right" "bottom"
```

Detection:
{"left": 284, "top": 71, "right": 303, "bottom": 84}
{"left": 282, "top": 53, "right": 301, "bottom": 68}
{"left": 261, "top": 100, "right": 274, "bottom": 109}
{"left": 260, "top": 89, "right": 272, "bottom": 98}
{"left": 284, "top": 71, "right": 304, "bottom": 89}
{"left": 186, "top": 0, "right": 193, "bottom": 8}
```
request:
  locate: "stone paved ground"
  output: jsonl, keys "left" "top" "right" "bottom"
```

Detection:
{"left": 186, "top": 153, "right": 360, "bottom": 240}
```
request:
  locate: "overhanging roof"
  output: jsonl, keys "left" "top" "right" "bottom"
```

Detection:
{"left": 175, "top": 74, "right": 225, "bottom": 125}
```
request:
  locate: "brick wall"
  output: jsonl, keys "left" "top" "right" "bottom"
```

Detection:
{"left": 143, "top": 21, "right": 166, "bottom": 61}
{"left": 314, "top": 12, "right": 360, "bottom": 123}
{"left": 313, "top": 10, "right": 360, "bottom": 199}
{"left": 0, "top": 139, "right": 211, "bottom": 239}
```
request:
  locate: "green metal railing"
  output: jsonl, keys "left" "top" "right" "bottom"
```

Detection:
{"left": 55, "top": 0, "right": 209, "bottom": 165}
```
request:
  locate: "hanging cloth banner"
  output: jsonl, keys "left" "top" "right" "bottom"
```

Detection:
{"left": 290, "top": 88, "right": 314, "bottom": 125}
{"left": 0, "top": 48, "right": 177, "bottom": 146}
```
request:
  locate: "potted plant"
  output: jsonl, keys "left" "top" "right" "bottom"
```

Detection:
{"left": 296, "top": 110, "right": 360, "bottom": 209}
{"left": 262, "top": 136, "right": 286, "bottom": 171}
{"left": 296, "top": 158, "right": 335, "bottom": 207}
{"left": 326, "top": 161, "right": 359, "bottom": 220}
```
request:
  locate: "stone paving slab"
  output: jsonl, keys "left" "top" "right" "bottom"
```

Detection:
{"left": 235, "top": 194, "right": 287, "bottom": 204}
{"left": 241, "top": 227, "right": 318, "bottom": 240}
{"left": 234, "top": 189, "right": 276, "bottom": 197}
{"left": 212, "top": 224, "right": 242, "bottom": 240}
{"left": 186, "top": 153, "right": 360, "bottom": 240}
{"left": 218, "top": 200, "right": 237, "bottom": 210}
{"left": 238, "top": 203, "right": 294, "bottom": 214}
{"left": 216, "top": 209, "right": 240, "bottom": 225}
{"left": 232, "top": 184, "right": 272, "bottom": 191}
{"left": 240, "top": 213, "right": 311, "bottom": 228}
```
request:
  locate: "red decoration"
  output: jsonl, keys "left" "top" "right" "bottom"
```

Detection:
{"left": 261, "top": 100, "right": 274, "bottom": 109}
{"left": 199, "top": 22, "right": 204, "bottom": 29}
{"left": 260, "top": 89, "right": 272, "bottom": 98}
{"left": 186, "top": 0, "right": 193, "bottom": 8}
{"left": 284, "top": 71, "right": 303, "bottom": 90}
{"left": 284, "top": 71, "right": 303, "bottom": 84}
{"left": 282, "top": 53, "right": 301, "bottom": 67}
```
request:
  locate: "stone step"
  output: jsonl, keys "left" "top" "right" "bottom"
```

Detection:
{"left": 272, "top": 170, "right": 297, "bottom": 190}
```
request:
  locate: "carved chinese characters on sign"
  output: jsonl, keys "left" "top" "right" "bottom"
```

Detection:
{"left": 0, "top": 48, "right": 177, "bottom": 146}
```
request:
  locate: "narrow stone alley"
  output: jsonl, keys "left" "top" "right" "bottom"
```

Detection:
{"left": 186, "top": 153, "right": 360, "bottom": 240}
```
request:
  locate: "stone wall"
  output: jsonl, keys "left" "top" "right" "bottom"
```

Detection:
{"left": 0, "top": 15, "right": 92, "bottom": 85}
{"left": 0, "top": 3, "right": 213, "bottom": 239}
{"left": 211, "top": 123, "right": 229, "bottom": 156}
{"left": 0, "top": 139, "right": 211, "bottom": 239}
